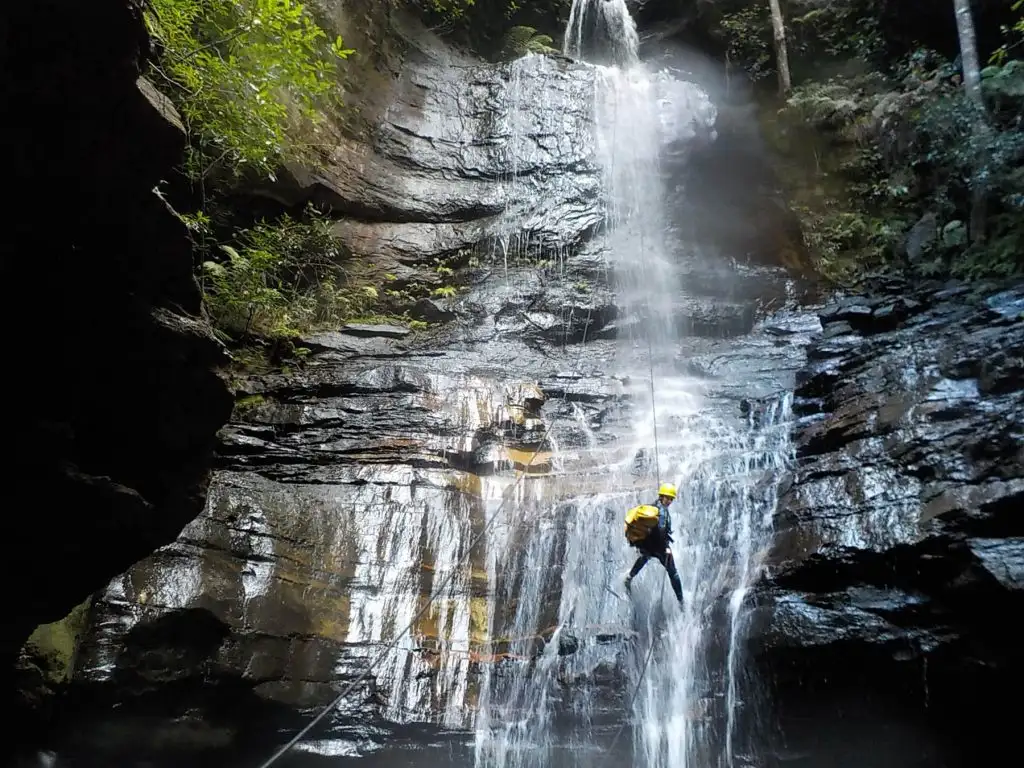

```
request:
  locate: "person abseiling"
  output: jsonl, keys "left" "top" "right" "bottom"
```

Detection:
{"left": 622, "top": 482, "right": 684, "bottom": 605}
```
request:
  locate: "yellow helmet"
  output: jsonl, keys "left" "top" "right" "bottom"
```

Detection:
{"left": 658, "top": 482, "right": 677, "bottom": 500}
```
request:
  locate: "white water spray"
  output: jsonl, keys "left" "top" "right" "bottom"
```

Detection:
{"left": 564, "top": 0, "right": 639, "bottom": 66}
{"left": 475, "top": 2, "right": 791, "bottom": 767}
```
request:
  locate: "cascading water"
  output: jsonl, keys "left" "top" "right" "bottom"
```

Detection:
{"left": 564, "top": 0, "right": 639, "bottom": 66}
{"left": 474, "top": 1, "right": 793, "bottom": 767}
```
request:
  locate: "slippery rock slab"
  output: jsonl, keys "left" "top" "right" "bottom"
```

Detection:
{"left": 299, "top": 331, "right": 403, "bottom": 358}
{"left": 50, "top": 8, "right": 826, "bottom": 760}
{"left": 756, "top": 281, "right": 1024, "bottom": 758}
{"left": 76, "top": 340, "right": 592, "bottom": 733}
{"left": 294, "top": 54, "right": 605, "bottom": 271}
{"left": 81, "top": 467, "right": 514, "bottom": 728}
{"left": 968, "top": 537, "right": 1024, "bottom": 591}
{"left": 72, "top": 259, "right": 820, "bottom": 757}
{"left": 759, "top": 587, "right": 955, "bottom": 652}
{"left": 776, "top": 282, "right": 1024, "bottom": 564}
{"left": 339, "top": 323, "right": 412, "bottom": 339}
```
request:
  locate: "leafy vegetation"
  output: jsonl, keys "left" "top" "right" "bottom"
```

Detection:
{"left": 772, "top": 55, "right": 1024, "bottom": 282}
{"left": 991, "top": 0, "right": 1024, "bottom": 66}
{"left": 144, "top": 0, "right": 353, "bottom": 179}
{"left": 749, "top": 1, "right": 1024, "bottom": 284}
{"left": 499, "top": 25, "right": 558, "bottom": 59}
{"left": 718, "top": 3, "right": 775, "bottom": 84}
{"left": 142, "top": 0, "right": 477, "bottom": 354}
{"left": 142, "top": 0, "right": 450, "bottom": 352}
{"left": 409, "top": 0, "right": 569, "bottom": 58}
{"left": 184, "top": 204, "right": 465, "bottom": 346}
{"left": 788, "top": 0, "right": 883, "bottom": 68}
{"left": 194, "top": 205, "right": 376, "bottom": 338}
{"left": 717, "top": 0, "right": 883, "bottom": 87}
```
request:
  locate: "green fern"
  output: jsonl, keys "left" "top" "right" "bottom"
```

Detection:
{"left": 500, "top": 25, "right": 557, "bottom": 60}
{"left": 525, "top": 33, "right": 556, "bottom": 54}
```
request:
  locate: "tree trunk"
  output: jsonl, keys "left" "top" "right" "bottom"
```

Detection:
{"left": 954, "top": 0, "right": 984, "bottom": 107}
{"left": 953, "top": 0, "right": 988, "bottom": 243}
{"left": 768, "top": 0, "right": 792, "bottom": 97}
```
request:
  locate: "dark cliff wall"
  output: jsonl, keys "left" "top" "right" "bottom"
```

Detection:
{"left": 755, "top": 279, "right": 1024, "bottom": 766}
{"left": 0, "top": 0, "right": 233, "bottom": 711}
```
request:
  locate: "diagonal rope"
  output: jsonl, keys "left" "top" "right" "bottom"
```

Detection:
{"left": 255, "top": 277, "right": 597, "bottom": 768}
{"left": 260, "top": 55, "right": 670, "bottom": 768}
{"left": 255, "top": 436, "right": 553, "bottom": 768}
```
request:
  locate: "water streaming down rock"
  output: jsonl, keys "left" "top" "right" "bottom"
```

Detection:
{"left": 72, "top": 372, "right": 561, "bottom": 748}
{"left": 38, "top": 4, "right": 816, "bottom": 763}
{"left": 564, "top": 0, "right": 639, "bottom": 66}
{"left": 57, "top": 41, "right": 621, "bottom": 764}
{"left": 631, "top": 395, "right": 793, "bottom": 768}
{"left": 473, "top": 3, "right": 792, "bottom": 767}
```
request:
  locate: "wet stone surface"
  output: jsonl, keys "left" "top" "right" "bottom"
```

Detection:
{"left": 28, "top": 5, "right": 827, "bottom": 765}
{"left": 753, "top": 278, "right": 1024, "bottom": 766}
{"left": 49, "top": 251, "right": 818, "bottom": 765}
{"left": 59, "top": 258, "right": 816, "bottom": 761}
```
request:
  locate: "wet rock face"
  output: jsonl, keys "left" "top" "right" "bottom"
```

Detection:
{"left": 60, "top": 282, "right": 817, "bottom": 763}
{"left": 262, "top": 3, "right": 810, "bottom": 288}
{"left": 52, "top": 250, "right": 817, "bottom": 765}
{"left": 755, "top": 280, "right": 1024, "bottom": 766}
{"left": 267, "top": 49, "right": 604, "bottom": 283}
{"left": 1, "top": 0, "right": 233, "bottom": 681}
{"left": 64, "top": 324, "right": 585, "bottom": 762}
{"left": 24, "top": 4, "right": 824, "bottom": 763}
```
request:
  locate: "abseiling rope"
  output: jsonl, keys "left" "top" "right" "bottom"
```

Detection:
{"left": 258, "top": 68, "right": 675, "bottom": 768}
{"left": 255, "top": 301, "right": 597, "bottom": 768}
{"left": 256, "top": 298, "right": 664, "bottom": 768}
{"left": 599, "top": 357, "right": 664, "bottom": 764}
{"left": 597, "top": 203, "right": 668, "bottom": 764}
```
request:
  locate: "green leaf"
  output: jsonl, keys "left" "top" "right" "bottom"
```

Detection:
{"left": 331, "top": 36, "right": 355, "bottom": 58}
{"left": 202, "top": 260, "right": 228, "bottom": 278}
{"left": 145, "top": 0, "right": 353, "bottom": 178}
{"left": 219, "top": 244, "right": 243, "bottom": 261}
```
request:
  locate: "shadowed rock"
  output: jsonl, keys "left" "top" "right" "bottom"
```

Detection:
{"left": 755, "top": 279, "right": 1024, "bottom": 767}
{"left": 2, "top": 0, "right": 232, "bottom": 706}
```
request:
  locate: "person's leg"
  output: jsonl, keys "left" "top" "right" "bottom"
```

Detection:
{"left": 628, "top": 554, "right": 649, "bottom": 578}
{"left": 624, "top": 554, "right": 649, "bottom": 591}
{"left": 656, "top": 549, "right": 684, "bottom": 605}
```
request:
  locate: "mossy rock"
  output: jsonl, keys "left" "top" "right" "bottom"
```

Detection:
{"left": 20, "top": 599, "right": 91, "bottom": 687}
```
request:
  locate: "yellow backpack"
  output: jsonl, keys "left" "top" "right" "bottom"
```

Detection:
{"left": 624, "top": 504, "right": 660, "bottom": 544}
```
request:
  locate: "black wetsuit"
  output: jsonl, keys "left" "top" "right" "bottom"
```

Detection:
{"left": 627, "top": 499, "right": 683, "bottom": 604}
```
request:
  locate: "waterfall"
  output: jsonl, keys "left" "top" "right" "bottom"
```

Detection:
{"left": 564, "top": 0, "right": 639, "bottom": 66}
{"left": 474, "top": 2, "right": 793, "bottom": 767}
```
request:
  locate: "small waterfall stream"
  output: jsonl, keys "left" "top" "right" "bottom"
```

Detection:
{"left": 474, "top": 1, "right": 794, "bottom": 766}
